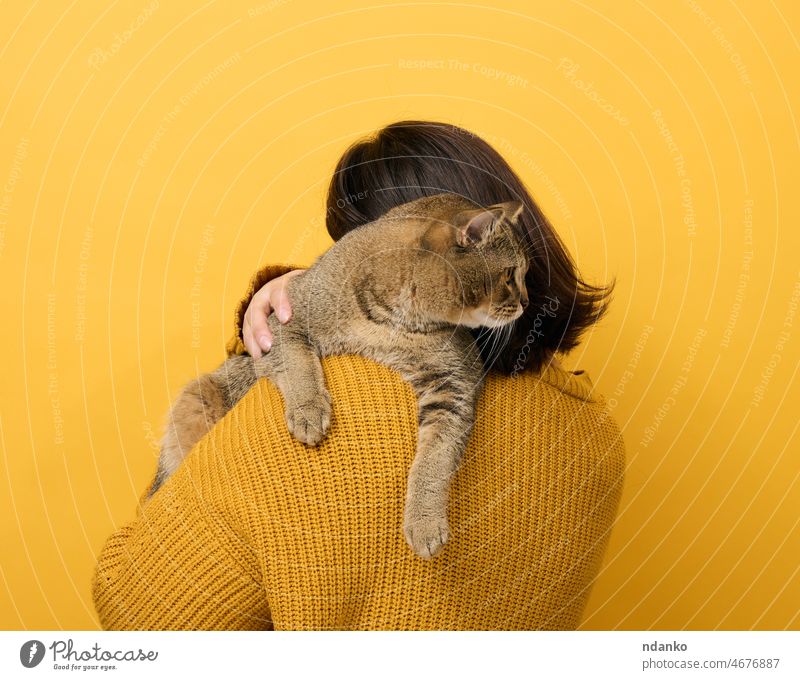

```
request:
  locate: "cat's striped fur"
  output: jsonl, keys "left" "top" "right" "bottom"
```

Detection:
{"left": 153, "top": 193, "right": 529, "bottom": 559}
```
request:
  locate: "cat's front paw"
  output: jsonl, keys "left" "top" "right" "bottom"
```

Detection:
{"left": 403, "top": 513, "right": 450, "bottom": 560}
{"left": 285, "top": 393, "right": 331, "bottom": 446}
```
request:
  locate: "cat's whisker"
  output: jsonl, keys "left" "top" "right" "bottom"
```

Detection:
{"left": 481, "top": 323, "right": 512, "bottom": 372}
{"left": 482, "top": 323, "right": 515, "bottom": 376}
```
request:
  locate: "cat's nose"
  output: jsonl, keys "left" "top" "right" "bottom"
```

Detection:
{"left": 520, "top": 296, "right": 529, "bottom": 309}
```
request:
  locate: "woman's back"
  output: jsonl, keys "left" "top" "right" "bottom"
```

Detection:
{"left": 94, "top": 356, "right": 625, "bottom": 630}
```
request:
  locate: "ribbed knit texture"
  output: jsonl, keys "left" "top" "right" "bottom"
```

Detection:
{"left": 93, "top": 264, "right": 626, "bottom": 630}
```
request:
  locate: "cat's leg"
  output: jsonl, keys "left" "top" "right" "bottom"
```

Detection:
{"left": 255, "top": 325, "right": 331, "bottom": 446}
{"left": 151, "top": 373, "right": 228, "bottom": 495}
{"left": 396, "top": 341, "right": 484, "bottom": 559}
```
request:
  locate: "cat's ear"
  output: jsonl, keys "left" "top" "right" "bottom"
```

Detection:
{"left": 495, "top": 200, "right": 525, "bottom": 224}
{"left": 455, "top": 208, "right": 502, "bottom": 247}
{"left": 455, "top": 201, "right": 525, "bottom": 247}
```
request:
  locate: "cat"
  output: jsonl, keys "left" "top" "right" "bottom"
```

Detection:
{"left": 152, "top": 193, "right": 530, "bottom": 559}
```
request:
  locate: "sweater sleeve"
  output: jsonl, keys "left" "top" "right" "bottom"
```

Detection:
{"left": 225, "top": 263, "right": 303, "bottom": 357}
{"left": 92, "top": 463, "right": 272, "bottom": 630}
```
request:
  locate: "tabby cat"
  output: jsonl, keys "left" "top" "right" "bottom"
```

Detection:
{"left": 153, "top": 193, "right": 530, "bottom": 559}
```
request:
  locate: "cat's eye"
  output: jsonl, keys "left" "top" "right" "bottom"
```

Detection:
{"left": 504, "top": 267, "right": 516, "bottom": 282}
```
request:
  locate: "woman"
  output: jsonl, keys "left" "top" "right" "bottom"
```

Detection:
{"left": 93, "top": 121, "right": 625, "bottom": 630}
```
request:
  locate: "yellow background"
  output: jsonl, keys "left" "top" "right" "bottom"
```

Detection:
{"left": 1, "top": 0, "right": 798, "bottom": 630}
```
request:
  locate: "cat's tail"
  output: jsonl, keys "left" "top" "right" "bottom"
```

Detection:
{"left": 149, "top": 372, "right": 232, "bottom": 497}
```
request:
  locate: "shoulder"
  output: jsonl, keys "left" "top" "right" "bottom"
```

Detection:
{"left": 233, "top": 356, "right": 620, "bottom": 438}
{"left": 188, "top": 356, "right": 624, "bottom": 520}
{"left": 481, "top": 363, "right": 607, "bottom": 415}
{"left": 480, "top": 364, "right": 626, "bottom": 466}
{"left": 204, "top": 356, "right": 624, "bottom": 476}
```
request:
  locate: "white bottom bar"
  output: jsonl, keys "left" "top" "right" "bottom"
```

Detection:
{"left": 1, "top": 631, "right": 797, "bottom": 679}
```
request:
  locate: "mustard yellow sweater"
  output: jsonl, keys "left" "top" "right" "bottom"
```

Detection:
{"left": 93, "top": 265, "right": 625, "bottom": 630}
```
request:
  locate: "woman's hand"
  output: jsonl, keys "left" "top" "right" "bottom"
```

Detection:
{"left": 242, "top": 269, "right": 305, "bottom": 358}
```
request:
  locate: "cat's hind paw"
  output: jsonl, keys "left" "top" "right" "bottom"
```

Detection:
{"left": 285, "top": 393, "right": 331, "bottom": 446}
{"left": 404, "top": 515, "right": 450, "bottom": 560}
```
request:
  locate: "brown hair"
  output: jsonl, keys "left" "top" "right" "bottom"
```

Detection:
{"left": 324, "top": 120, "right": 613, "bottom": 374}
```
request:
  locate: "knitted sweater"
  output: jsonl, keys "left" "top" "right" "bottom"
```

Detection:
{"left": 93, "top": 264, "right": 626, "bottom": 630}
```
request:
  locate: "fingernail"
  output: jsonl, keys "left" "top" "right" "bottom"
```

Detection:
{"left": 259, "top": 335, "right": 272, "bottom": 350}
{"left": 276, "top": 308, "right": 289, "bottom": 323}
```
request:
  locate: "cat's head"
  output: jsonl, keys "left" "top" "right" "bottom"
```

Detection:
{"left": 419, "top": 195, "right": 530, "bottom": 329}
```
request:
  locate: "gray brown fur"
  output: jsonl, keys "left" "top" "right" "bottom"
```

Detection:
{"left": 153, "top": 193, "right": 530, "bottom": 559}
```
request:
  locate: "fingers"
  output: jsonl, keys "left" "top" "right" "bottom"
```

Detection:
{"left": 242, "top": 317, "right": 263, "bottom": 359}
{"left": 243, "top": 293, "right": 272, "bottom": 358}
{"left": 273, "top": 285, "right": 292, "bottom": 324}
{"left": 241, "top": 269, "right": 304, "bottom": 357}
{"left": 273, "top": 268, "right": 303, "bottom": 324}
